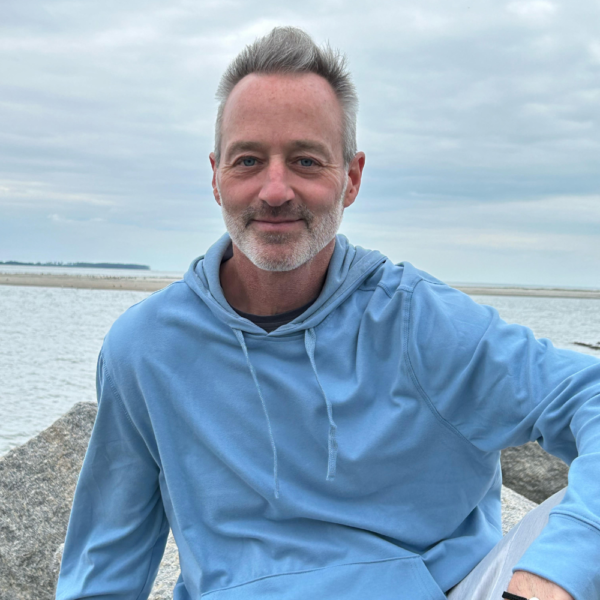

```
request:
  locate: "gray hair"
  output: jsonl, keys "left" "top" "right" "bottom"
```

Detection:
{"left": 214, "top": 27, "right": 358, "bottom": 167}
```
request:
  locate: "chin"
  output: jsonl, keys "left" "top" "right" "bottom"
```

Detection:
{"left": 224, "top": 207, "right": 343, "bottom": 273}
{"left": 247, "top": 245, "right": 314, "bottom": 272}
{"left": 237, "top": 234, "right": 324, "bottom": 272}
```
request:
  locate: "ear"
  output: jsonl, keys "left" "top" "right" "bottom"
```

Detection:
{"left": 342, "top": 152, "right": 365, "bottom": 209}
{"left": 209, "top": 152, "right": 221, "bottom": 206}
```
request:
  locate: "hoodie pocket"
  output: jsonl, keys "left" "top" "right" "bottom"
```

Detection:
{"left": 201, "top": 555, "right": 446, "bottom": 599}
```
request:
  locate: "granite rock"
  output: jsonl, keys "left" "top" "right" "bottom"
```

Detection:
{"left": 0, "top": 402, "right": 98, "bottom": 600}
{"left": 149, "top": 532, "right": 181, "bottom": 600}
{"left": 501, "top": 442, "right": 569, "bottom": 504}
{"left": 501, "top": 486, "right": 538, "bottom": 535}
{"left": 0, "top": 402, "right": 179, "bottom": 600}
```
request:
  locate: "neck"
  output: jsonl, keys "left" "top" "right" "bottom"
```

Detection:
{"left": 219, "top": 239, "right": 335, "bottom": 316}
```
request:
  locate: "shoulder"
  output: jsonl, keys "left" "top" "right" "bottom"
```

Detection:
{"left": 368, "top": 259, "right": 493, "bottom": 326}
{"left": 102, "top": 279, "right": 203, "bottom": 369}
{"left": 366, "top": 260, "right": 499, "bottom": 375}
{"left": 402, "top": 264, "right": 495, "bottom": 336}
{"left": 396, "top": 264, "right": 498, "bottom": 368}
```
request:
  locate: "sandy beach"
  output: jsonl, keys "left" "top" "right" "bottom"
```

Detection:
{"left": 0, "top": 273, "right": 178, "bottom": 292}
{"left": 454, "top": 286, "right": 600, "bottom": 299}
{"left": 1, "top": 272, "right": 599, "bottom": 299}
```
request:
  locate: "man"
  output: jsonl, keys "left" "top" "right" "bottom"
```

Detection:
{"left": 57, "top": 28, "right": 600, "bottom": 600}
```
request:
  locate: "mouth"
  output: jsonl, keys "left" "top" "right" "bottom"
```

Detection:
{"left": 251, "top": 219, "right": 304, "bottom": 231}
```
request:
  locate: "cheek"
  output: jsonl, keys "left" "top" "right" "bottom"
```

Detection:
{"left": 295, "top": 178, "right": 343, "bottom": 210}
{"left": 219, "top": 176, "right": 261, "bottom": 208}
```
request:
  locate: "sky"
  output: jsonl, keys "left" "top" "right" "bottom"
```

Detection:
{"left": 1, "top": 0, "right": 599, "bottom": 286}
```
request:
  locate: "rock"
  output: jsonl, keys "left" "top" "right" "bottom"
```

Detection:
{"left": 501, "top": 442, "right": 569, "bottom": 504}
{"left": 501, "top": 486, "right": 538, "bottom": 534}
{"left": 0, "top": 402, "right": 98, "bottom": 600}
{"left": 1, "top": 403, "right": 546, "bottom": 599}
{"left": 149, "top": 533, "right": 181, "bottom": 599}
{"left": 0, "top": 402, "right": 180, "bottom": 600}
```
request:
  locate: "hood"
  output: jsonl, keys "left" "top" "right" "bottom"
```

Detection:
{"left": 183, "top": 232, "right": 387, "bottom": 498}
{"left": 183, "top": 232, "right": 387, "bottom": 336}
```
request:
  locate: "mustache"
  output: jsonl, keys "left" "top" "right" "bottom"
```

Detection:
{"left": 241, "top": 202, "right": 314, "bottom": 227}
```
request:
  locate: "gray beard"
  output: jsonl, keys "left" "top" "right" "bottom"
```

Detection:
{"left": 219, "top": 179, "right": 347, "bottom": 272}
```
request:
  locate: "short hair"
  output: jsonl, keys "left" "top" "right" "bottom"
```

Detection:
{"left": 214, "top": 26, "right": 358, "bottom": 167}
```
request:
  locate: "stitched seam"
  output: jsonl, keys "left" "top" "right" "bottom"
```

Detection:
{"left": 377, "top": 282, "right": 394, "bottom": 298}
{"left": 403, "top": 279, "right": 478, "bottom": 451}
{"left": 101, "top": 351, "right": 161, "bottom": 465}
{"left": 549, "top": 511, "right": 600, "bottom": 536}
{"left": 410, "top": 556, "right": 443, "bottom": 600}
{"left": 310, "top": 255, "right": 386, "bottom": 316}
{"left": 101, "top": 352, "right": 137, "bottom": 431}
{"left": 201, "top": 556, "right": 417, "bottom": 596}
{"left": 316, "top": 279, "right": 391, "bottom": 330}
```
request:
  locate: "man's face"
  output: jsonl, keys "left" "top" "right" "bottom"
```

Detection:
{"left": 210, "top": 72, "right": 361, "bottom": 272}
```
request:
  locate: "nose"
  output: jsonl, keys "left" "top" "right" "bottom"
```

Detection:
{"left": 258, "top": 159, "right": 295, "bottom": 206}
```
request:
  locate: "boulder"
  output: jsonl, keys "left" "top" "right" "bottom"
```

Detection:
{"left": 1, "top": 402, "right": 542, "bottom": 599}
{"left": 0, "top": 402, "right": 97, "bottom": 600}
{"left": 501, "top": 442, "right": 569, "bottom": 504}
{"left": 0, "top": 402, "right": 179, "bottom": 599}
{"left": 501, "top": 486, "right": 537, "bottom": 534}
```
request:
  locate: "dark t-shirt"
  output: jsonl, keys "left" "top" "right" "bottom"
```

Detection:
{"left": 222, "top": 244, "right": 317, "bottom": 332}
{"left": 233, "top": 299, "right": 316, "bottom": 333}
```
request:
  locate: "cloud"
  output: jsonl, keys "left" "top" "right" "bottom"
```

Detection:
{"left": 0, "top": 0, "right": 598, "bottom": 284}
{"left": 506, "top": 1, "right": 558, "bottom": 21}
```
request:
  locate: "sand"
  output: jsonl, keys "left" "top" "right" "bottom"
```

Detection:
{"left": 0, "top": 273, "right": 178, "bottom": 292}
{"left": 1, "top": 273, "right": 599, "bottom": 299}
{"left": 455, "top": 286, "right": 600, "bottom": 300}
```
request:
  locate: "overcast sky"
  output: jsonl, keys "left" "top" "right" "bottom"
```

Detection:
{"left": 1, "top": 0, "right": 599, "bottom": 286}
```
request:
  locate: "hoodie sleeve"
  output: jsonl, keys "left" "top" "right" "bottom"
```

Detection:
{"left": 55, "top": 350, "right": 169, "bottom": 600}
{"left": 407, "top": 278, "right": 600, "bottom": 600}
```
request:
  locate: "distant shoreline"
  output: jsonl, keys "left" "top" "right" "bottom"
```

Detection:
{"left": 0, "top": 273, "right": 175, "bottom": 292}
{"left": 1, "top": 272, "right": 599, "bottom": 299}
{"left": 455, "top": 286, "right": 600, "bottom": 300}
{"left": 0, "top": 261, "right": 150, "bottom": 270}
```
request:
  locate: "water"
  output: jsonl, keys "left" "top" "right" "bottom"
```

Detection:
{"left": 0, "top": 284, "right": 598, "bottom": 456}
{"left": 470, "top": 295, "right": 600, "bottom": 356}
{"left": 0, "top": 286, "right": 151, "bottom": 455}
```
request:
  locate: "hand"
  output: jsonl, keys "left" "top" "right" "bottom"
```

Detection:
{"left": 506, "top": 570, "right": 574, "bottom": 600}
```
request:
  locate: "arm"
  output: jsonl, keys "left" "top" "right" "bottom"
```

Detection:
{"left": 507, "top": 571, "right": 574, "bottom": 600}
{"left": 407, "top": 278, "right": 600, "bottom": 600}
{"left": 56, "top": 351, "right": 169, "bottom": 599}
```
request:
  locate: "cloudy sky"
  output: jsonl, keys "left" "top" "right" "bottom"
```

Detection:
{"left": 1, "top": 0, "right": 599, "bottom": 286}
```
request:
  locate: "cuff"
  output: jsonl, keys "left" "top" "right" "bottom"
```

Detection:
{"left": 514, "top": 513, "right": 600, "bottom": 600}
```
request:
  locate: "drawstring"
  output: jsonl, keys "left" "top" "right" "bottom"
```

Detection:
{"left": 233, "top": 328, "right": 280, "bottom": 499}
{"left": 305, "top": 328, "right": 338, "bottom": 481}
{"left": 232, "top": 326, "right": 338, "bottom": 498}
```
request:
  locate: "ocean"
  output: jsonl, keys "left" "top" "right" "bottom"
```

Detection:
{"left": 1, "top": 276, "right": 599, "bottom": 456}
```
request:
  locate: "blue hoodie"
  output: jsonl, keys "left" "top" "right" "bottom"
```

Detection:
{"left": 57, "top": 234, "right": 600, "bottom": 600}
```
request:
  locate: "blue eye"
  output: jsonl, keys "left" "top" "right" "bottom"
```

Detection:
{"left": 241, "top": 157, "right": 257, "bottom": 167}
{"left": 299, "top": 158, "right": 314, "bottom": 167}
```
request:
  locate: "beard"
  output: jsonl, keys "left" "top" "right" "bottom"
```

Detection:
{"left": 219, "top": 179, "right": 347, "bottom": 272}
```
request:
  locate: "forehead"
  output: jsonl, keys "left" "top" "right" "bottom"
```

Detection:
{"left": 220, "top": 72, "right": 344, "bottom": 159}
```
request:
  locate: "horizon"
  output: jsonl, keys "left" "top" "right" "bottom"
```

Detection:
{"left": 2, "top": 259, "right": 600, "bottom": 291}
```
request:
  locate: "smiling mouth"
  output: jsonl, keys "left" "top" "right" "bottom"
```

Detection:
{"left": 254, "top": 219, "right": 301, "bottom": 224}
{"left": 251, "top": 218, "right": 304, "bottom": 226}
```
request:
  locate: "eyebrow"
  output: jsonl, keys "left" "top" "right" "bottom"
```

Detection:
{"left": 224, "top": 139, "right": 334, "bottom": 162}
{"left": 224, "top": 141, "right": 267, "bottom": 161}
{"left": 289, "top": 140, "right": 334, "bottom": 160}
